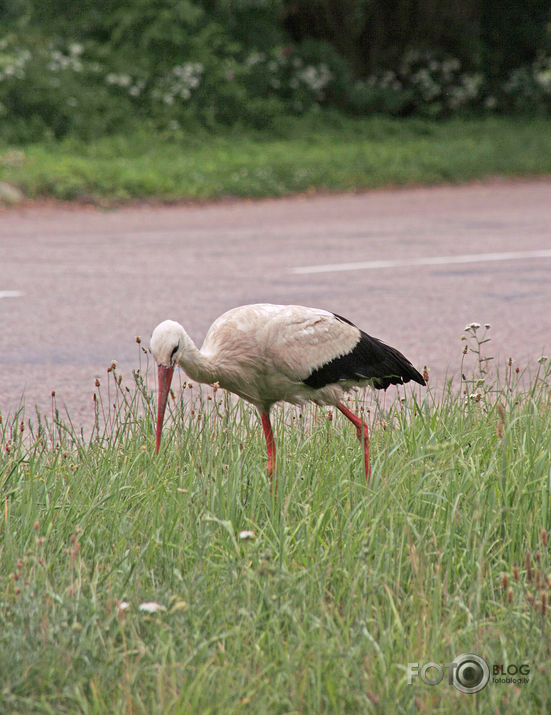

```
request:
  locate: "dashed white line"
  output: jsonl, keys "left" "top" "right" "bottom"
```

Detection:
{"left": 0, "top": 290, "right": 24, "bottom": 299}
{"left": 291, "top": 249, "right": 551, "bottom": 275}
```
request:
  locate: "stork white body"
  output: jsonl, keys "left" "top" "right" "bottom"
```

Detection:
{"left": 150, "top": 303, "right": 425, "bottom": 487}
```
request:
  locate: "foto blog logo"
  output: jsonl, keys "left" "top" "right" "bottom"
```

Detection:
{"left": 408, "top": 654, "right": 530, "bottom": 693}
{"left": 408, "top": 654, "right": 490, "bottom": 694}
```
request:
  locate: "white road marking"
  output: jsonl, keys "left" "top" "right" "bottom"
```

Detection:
{"left": 291, "top": 249, "right": 551, "bottom": 275}
{"left": 0, "top": 290, "right": 24, "bottom": 299}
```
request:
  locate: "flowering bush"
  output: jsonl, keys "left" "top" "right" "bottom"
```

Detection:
{"left": 0, "top": 23, "right": 353, "bottom": 140}
{"left": 499, "top": 55, "right": 551, "bottom": 113}
{"left": 350, "top": 50, "right": 483, "bottom": 117}
{"left": 1, "top": 17, "right": 550, "bottom": 142}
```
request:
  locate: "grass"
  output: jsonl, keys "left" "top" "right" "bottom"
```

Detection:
{"left": 1, "top": 332, "right": 551, "bottom": 712}
{"left": 1, "top": 115, "right": 551, "bottom": 204}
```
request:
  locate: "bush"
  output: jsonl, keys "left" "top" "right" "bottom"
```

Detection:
{"left": 0, "top": 1, "right": 550, "bottom": 141}
{"left": 349, "top": 49, "right": 483, "bottom": 117}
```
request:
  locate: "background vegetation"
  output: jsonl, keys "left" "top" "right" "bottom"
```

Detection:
{"left": 1, "top": 1, "right": 550, "bottom": 142}
{"left": 3, "top": 116, "right": 550, "bottom": 204}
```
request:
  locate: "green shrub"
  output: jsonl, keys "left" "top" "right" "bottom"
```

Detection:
{"left": 1, "top": 1, "right": 550, "bottom": 141}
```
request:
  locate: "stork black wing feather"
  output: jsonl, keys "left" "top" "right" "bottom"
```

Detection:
{"left": 303, "top": 323, "right": 426, "bottom": 391}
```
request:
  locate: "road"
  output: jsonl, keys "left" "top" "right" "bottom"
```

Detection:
{"left": 1, "top": 179, "right": 550, "bottom": 427}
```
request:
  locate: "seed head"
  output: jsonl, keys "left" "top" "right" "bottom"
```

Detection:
{"left": 501, "top": 573, "right": 508, "bottom": 590}
{"left": 95, "top": 378, "right": 100, "bottom": 387}
{"left": 525, "top": 553, "right": 533, "bottom": 583}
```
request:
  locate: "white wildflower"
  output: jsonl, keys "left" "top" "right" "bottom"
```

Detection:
{"left": 296, "top": 64, "right": 333, "bottom": 96}
{"left": 105, "top": 73, "right": 132, "bottom": 87}
{"left": 239, "top": 530, "right": 255, "bottom": 541}
{"left": 69, "top": 43, "right": 83, "bottom": 57}
{"left": 245, "top": 52, "right": 265, "bottom": 67}
{"left": 139, "top": 601, "right": 166, "bottom": 613}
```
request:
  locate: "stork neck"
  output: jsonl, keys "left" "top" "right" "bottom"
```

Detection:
{"left": 177, "top": 333, "right": 217, "bottom": 385}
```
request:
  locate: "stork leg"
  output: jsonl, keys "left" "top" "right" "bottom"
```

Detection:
{"left": 260, "top": 412, "right": 276, "bottom": 491}
{"left": 337, "top": 403, "right": 371, "bottom": 485}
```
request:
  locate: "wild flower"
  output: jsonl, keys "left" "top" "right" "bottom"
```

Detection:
{"left": 105, "top": 73, "right": 132, "bottom": 87}
{"left": 139, "top": 601, "right": 166, "bottom": 613}
{"left": 296, "top": 64, "right": 332, "bottom": 95}
{"left": 0, "top": 48, "right": 31, "bottom": 82}
{"left": 152, "top": 63, "right": 203, "bottom": 104}
{"left": 48, "top": 46, "right": 83, "bottom": 73}
{"left": 245, "top": 52, "right": 266, "bottom": 67}
{"left": 239, "top": 530, "right": 255, "bottom": 541}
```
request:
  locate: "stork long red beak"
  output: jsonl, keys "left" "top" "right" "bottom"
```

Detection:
{"left": 156, "top": 364, "right": 175, "bottom": 453}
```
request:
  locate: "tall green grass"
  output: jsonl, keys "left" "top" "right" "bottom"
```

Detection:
{"left": 2, "top": 115, "right": 551, "bottom": 204}
{"left": 1, "top": 333, "right": 550, "bottom": 712}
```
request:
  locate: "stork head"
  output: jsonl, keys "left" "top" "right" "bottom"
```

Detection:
{"left": 150, "top": 320, "right": 186, "bottom": 454}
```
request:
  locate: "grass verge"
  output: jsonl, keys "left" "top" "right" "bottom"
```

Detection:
{"left": 1, "top": 115, "right": 551, "bottom": 204}
{"left": 1, "top": 331, "right": 550, "bottom": 712}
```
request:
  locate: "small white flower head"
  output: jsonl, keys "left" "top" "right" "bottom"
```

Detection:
{"left": 139, "top": 601, "right": 166, "bottom": 613}
{"left": 239, "top": 530, "right": 255, "bottom": 541}
{"left": 464, "top": 322, "right": 481, "bottom": 331}
{"left": 484, "top": 323, "right": 491, "bottom": 330}
{"left": 118, "top": 600, "right": 130, "bottom": 611}
{"left": 537, "top": 355, "right": 549, "bottom": 364}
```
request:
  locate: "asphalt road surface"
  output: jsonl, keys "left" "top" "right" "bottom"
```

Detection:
{"left": 2, "top": 179, "right": 550, "bottom": 428}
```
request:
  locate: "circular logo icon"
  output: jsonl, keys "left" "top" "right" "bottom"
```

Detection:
{"left": 451, "top": 654, "right": 490, "bottom": 694}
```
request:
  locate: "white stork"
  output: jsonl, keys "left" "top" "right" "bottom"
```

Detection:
{"left": 150, "top": 303, "right": 425, "bottom": 487}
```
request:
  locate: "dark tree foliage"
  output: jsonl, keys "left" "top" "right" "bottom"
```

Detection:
{"left": 481, "top": 0, "right": 551, "bottom": 84}
{"left": 283, "top": 0, "right": 550, "bottom": 77}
